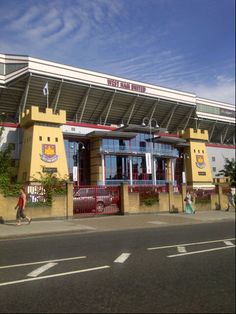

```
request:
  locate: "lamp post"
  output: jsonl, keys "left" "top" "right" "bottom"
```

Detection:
{"left": 142, "top": 117, "right": 159, "bottom": 185}
{"left": 180, "top": 152, "right": 189, "bottom": 185}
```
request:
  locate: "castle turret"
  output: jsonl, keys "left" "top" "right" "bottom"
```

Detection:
{"left": 178, "top": 128, "right": 213, "bottom": 188}
{"left": 18, "top": 106, "right": 68, "bottom": 182}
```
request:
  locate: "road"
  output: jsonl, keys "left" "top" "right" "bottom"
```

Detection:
{"left": 0, "top": 221, "right": 235, "bottom": 313}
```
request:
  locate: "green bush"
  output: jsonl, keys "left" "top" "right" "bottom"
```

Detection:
{"left": 31, "top": 171, "right": 67, "bottom": 206}
{"left": 140, "top": 190, "right": 159, "bottom": 206}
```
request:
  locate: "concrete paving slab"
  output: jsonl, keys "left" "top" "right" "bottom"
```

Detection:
{"left": 0, "top": 210, "right": 235, "bottom": 240}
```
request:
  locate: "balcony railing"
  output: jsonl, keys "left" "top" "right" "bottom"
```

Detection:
{"left": 101, "top": 145, "right": 179, "bottom": 157}
{"left": 98, "top": 179, "right": 177, "bottom": 186}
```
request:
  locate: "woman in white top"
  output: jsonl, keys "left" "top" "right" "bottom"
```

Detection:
{"left": 184, "top": 190, "right": 195, "bottom": 214}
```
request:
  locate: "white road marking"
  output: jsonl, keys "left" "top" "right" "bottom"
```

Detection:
{"left": 147, "top": 238, "right": 235, "bottom": 251}
{"left": 114, "top": 253, "right": 131, "bottom": 263}
{"left": 224, "top": 240, "right": 234, "bottom": 246}
{"left": 167, "top": 245, "right": 235, "bottom": 258}
{"left": 177, "top": 246, "right": 187, "bottom": 253}
{"left": 0, "top": 265, "right": 110, "bottom": 287}
{"left": 27, "top": 263, "right": 58, "bottom": 277}
{"left": 0, "top": 256, "right": 86, "bottom": 270}
{"left": 148, "top": 221, "right": 168, "bottom": 225}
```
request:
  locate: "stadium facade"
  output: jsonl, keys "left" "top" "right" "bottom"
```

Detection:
{"left": 0, "top": 53, "right": 235, "bottom": 188}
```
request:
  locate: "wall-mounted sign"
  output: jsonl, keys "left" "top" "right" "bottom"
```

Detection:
{"left": 220, "top": 108, "right": 235, "bottom": 118}
{"left": 195, "top": 155, "right": 206, "bottom": 169}
{"left": 107, "top": 79, "right": 146, "bottom": 93}
{"left": 40, "top": 144, "right": 58, "bottom": 163}
{"left": 198, "top": 171, "right": 206, "bottom": 176}
{"left": 43, "top": 167, "right": 57, "bottom": 173}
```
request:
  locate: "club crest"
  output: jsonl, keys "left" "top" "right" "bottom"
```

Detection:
{"left": 40, "top": 144, "right": 58, "bottom": 163}
{"left": 195, "top": 154, "right": 205, "bottom": 169}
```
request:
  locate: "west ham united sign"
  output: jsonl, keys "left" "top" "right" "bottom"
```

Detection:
{"left": 195, "top": 154, "right": 206, "bottom": 169}
{"left": 40, "top": 144, "right": 58, "bottom": 163}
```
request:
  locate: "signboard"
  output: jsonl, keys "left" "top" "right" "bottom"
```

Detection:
{"left": 220, "top": 108, "right": 235, "bottom": 118}
{"left": 43, "top": 167, "right": 57, "bottom": 173}
{"left": 73, "top": 166, "right": 78, "bottom": 182}
{"left": 198, "top": 171, "right": 206, "bottom": 176}
{"left": 40, "top": 144, "right": 58, "bottom": 163}
{"left": 107, "top": 79, "right": 146, "bottom": 93}
{"left": 146, "top": 153, "right": 152, "bottom": 174}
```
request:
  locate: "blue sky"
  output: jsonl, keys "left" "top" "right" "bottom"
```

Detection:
{"left": 0, "top": 0, "right": 235, "bottom": 104}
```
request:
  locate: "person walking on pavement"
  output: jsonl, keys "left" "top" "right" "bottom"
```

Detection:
{"left": 184, "top": 190, "right": 195, "bottom": 214}
{"left": 15, "top": 187, "right": 32, "bottom": 225}
{"left": 225, "top": 187, "right": 235, "bottom": 211}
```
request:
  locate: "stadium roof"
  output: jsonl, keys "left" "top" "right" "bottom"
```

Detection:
{"left": 0, "top": 53, "right": 235, "bottom": 145}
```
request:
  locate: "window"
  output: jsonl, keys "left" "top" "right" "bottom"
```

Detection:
{"left": 39, "top": 136, "right": 42, "bottom": 141}
{"left": 212, "top": 167, "right": 217, "bottom": 172}
{"left": 55, "top": 137, "right": 58, "bottom": 142}
{"left": 212, "top": 156, "right": 216, "bottom": 162}
{"left": 47, "top": 137, "right": 50, "bottom": 142}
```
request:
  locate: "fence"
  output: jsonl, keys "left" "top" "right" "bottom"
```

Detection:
{"left": 73, "top": 185, "right": 121, "bottom": 216}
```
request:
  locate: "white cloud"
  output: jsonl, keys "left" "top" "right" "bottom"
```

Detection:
{"left": 180, "top": 77, "right": 235, "bottom": 104}
{"left": 0, "top": 0, "right": 234, "bottom": 105}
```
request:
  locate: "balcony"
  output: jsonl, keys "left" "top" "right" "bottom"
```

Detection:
{"left": 101, "top": 145, "right": 179, "bottom": 157}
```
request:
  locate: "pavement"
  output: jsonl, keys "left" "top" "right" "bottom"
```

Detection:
{"left": 0, "top": 210, "right": 235, "bottom": 240}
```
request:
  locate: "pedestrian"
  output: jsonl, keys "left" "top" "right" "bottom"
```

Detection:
{"left": 15, "top": 187, "right": 32, "bottom": 225}
{"left": 184, "top": 190, "right": 195, "bottom": 214}
{"left": 225, "top": 187, "right": 235, "bottom": 211}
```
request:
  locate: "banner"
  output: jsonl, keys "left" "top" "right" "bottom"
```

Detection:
{"left": 146, "top": 153, "right": 152, "bottom": 174}
{"left": 73, "top": 166, "right": 78, "bottom": 182}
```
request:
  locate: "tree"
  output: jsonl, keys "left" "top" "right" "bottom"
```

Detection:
{"left": 217, "top": 158, "right": 236, "bottom": 185}
{"left": 0, "top": 122, "right": 16, "bottom": 194}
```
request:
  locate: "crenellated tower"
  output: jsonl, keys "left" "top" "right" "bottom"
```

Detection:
{"left": 17, "top": 106, "right": 68, "bottom": 182}
{"left": 178, "top": 128, "right": 213, "bottom": 187}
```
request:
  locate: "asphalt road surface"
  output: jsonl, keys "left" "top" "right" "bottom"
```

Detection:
{"left": 0, "top": 221, "right": 235, "bottom": 313}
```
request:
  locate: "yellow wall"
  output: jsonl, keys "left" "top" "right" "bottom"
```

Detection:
{"left": 180, "top": 128, "right": 209, "bottom": 141}
{"left": 0, "top": 194, "right": 68, "bottom": 221}
{"left": 188, "top": 141, "right": 212, "bottom": 184}
{"left": 18, "top": 106, "right": 68, "bottom": 182}
{"left": 21, "top": 106, "right": 66, "bottom": 127}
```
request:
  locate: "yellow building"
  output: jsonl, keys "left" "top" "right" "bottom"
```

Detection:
{"left": 18, "top": 106, "right": 68, "bottom": 182}
{"left": 17, "top": 106, "right": 213, "bottom": 189}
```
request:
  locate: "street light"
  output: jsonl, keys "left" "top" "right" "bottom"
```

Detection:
{"left": 142, "top": 117, "right": 159, "bottom": 185}
{"left": 180, "top": 152, "right": 189, "bottom": 184}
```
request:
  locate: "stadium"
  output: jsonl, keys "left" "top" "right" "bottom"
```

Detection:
{"left": 0, "top": 53, "right": 235, "bottom": 188}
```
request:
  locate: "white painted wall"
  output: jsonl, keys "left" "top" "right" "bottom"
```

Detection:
{"left": 206, "top": 145, "right": 235, "bottom": 177}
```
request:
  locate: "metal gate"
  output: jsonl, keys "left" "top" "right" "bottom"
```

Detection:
{"left": 73, "top": 185, "right": 121, "bottom": 216}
